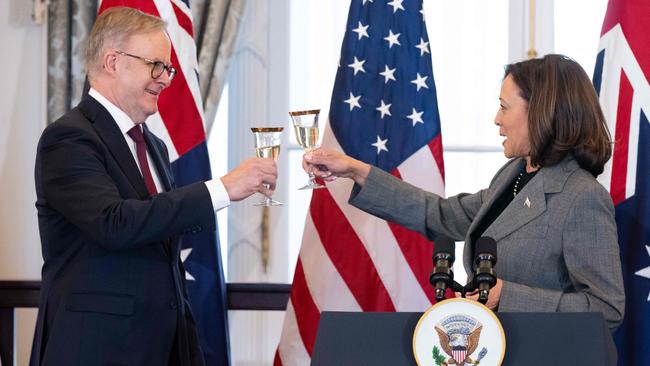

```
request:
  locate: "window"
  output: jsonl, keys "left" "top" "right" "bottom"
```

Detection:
{"left": 425, "top": 0, "right": 510, "bottom": 198}
{"left": 554, "top": 0, "right": 608, "bottom": 77}
{"left": 286, "top": 0, "right": 349, "bottom": 278}
{"left": 208, "top": 84, "right": 230, "bottom": 277}
{"left": 425, "top": 0, "right": 510, "bottom": 284}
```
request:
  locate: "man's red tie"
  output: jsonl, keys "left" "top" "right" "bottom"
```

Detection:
{"left": 127, "top": 125, "right": 158, "bottom": 196}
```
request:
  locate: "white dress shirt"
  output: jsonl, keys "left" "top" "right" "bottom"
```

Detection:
{"left": 88, "top": 88, "right": 230, "bottom": 212}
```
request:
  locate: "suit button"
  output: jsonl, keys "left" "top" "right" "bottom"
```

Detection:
{"left": 170, "top": 300, "right": 178, "bottom": 309}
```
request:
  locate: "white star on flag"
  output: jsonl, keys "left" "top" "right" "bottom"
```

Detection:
{"left": 376, "top": 99, "right": 392, "bottom": 119}
{"left": 420, "top": 7, "right": 426, "bottom": 19}
{"left": 384, "top": 30, "right": 401, "bottom": 48}
{"left": 635, "top": 245, "right": 650, "bottom": 301}
{"left": 379, "top": 65, "right": 396, "bottom": 83}
{"left": 348, "top": 56, "right": 366, "bottom": 75}
{"left": 411, "top": 73, "right": 429, "bottom": 91}
{"left": 344, "top": 92, "right": 362, "bottom": 111}
{"left": 362, "top": 0, "right": 373, "bottom": 4}
{"left": 180, "top": 248, "right": 195, "bottom": 281}
{"left": 407, "top": 108, "right": 424, "bottom": 126}
{"left": 371, "top": 135, "right": 389, "bottom": 154}
{"left": 415, "top": 38, "right": 430, "bottom": 56}
{"left": 387, "top": 0, "right": 405, "bottom": 13}
{"left": 352, "top": 21, "right": 370, "bottom": 40}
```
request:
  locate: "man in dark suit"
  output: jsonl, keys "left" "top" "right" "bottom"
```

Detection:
{"left": 30, "top": 7, "right": 276, "bottom": 366}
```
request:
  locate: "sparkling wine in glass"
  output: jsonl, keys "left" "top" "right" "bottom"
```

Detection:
{"left": 251, "top": 127, "right": 283, "bottom": 206}
{"left": 289, "top": 109, "right": 325, "bottom": 190}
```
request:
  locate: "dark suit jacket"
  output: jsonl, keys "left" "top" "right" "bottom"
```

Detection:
{"left": 31, "top": 96, "right": 216, "bottom": 366}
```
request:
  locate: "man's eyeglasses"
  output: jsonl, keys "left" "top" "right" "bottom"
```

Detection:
{"left": 115, "top": 50, "right": 177, "bottom": 81}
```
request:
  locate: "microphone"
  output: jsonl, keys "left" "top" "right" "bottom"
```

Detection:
{"left": 471, "top": 237, "right": 497, "bottom": 304}
{"left": 429, "top": 236, "right": 456, "bottom": 302}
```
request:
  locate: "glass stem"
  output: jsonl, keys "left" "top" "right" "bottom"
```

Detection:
{"left": 263, "top": 183, "right": 271, "bottom": 203}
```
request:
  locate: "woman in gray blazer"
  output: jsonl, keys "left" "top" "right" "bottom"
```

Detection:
{"left": 304, "top": 54, "right": 625, "bottom": 330}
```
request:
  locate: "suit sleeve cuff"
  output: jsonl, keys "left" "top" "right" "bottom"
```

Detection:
{"left": 205, "top": 179, "right": 231, "bottom": 212}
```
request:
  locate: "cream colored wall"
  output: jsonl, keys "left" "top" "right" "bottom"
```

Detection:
{"left": 0, "top": 1, "right": 47, "bottom": 365}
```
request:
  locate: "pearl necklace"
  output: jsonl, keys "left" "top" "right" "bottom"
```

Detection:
{"left": 513, "top": 172, "right": 525, "bottom": 197}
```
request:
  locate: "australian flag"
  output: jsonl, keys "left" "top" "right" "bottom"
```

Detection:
{"left": 593, "top": 0, "right": 650, "bottom": 364}
{"left": 98, "top": 1, "right": 230, "bottom": 364}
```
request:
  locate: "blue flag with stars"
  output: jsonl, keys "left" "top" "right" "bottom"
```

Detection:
{"left": 329, "top": 0, "right": 442, "bottom": 170}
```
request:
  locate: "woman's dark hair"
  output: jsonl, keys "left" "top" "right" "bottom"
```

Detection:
{"left": 504, "top": 54, "right": 612, "bottom": 176}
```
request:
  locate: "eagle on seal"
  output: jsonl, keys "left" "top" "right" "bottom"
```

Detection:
{"left": 434, "top": 325, "right": 482, "bottom": 365}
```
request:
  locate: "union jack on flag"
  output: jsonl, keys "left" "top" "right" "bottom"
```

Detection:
{"left": 275, "top": 0, "right": 445, "bottom": 364}
{"left": 97, "top": 1, "right": 230, "bottom": 365}
{"left": 593, "top": 0, "right": 650, "bottom": 364}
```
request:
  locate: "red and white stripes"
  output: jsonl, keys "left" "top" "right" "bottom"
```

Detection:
{"left": 275, "top": 124, "right": 445, "bottom": 365}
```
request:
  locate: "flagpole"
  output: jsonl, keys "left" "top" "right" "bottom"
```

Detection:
{"left": 527, "top": 0, "right": 537, "bottom": 59}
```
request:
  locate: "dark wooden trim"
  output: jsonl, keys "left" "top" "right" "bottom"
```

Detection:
{"left": 0, "top": 281, "right": 41, "bottom": 308}
{"left": 0, "top": 281, "right": 291, "bottom": 310}
{"left": 0, "top": 308, "right": 14, "bottom": 366}
{"left": 0, "top": 281, "right": 291, "bottom": 364}
{"left": 226, "top": 283, "right": 291, "bottom": 311}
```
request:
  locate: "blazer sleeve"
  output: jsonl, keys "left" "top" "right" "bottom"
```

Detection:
{"left": 349, "top": 166, "right": 487, "bottom": 241}
{"left": 38, "top": 123, "right": 216, "bottom": 251}
{"left": 499, "top": 182, "right": 625, "bottom": 330}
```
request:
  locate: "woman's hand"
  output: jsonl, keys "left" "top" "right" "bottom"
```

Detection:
{"left": 465, "top": 278, "right": 502, "bottom": 310}
{"left": 303, "top": 148, "right": 371, "bottom": 186}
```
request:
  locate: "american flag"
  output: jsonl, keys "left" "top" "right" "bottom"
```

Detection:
{"left": 275, "top": 0, "right": 445, "bottom": 364}
{"left": 97, "top": 1, "right": 230, "bottom": 365}
{"left": 593, "top": 0, "right": 650, "bottom": 364}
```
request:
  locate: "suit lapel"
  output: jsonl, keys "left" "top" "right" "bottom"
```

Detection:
{"left": 142, "top": 124, "right": 179, "bottom": 259}
{"left": 79, "top": 96, "right": 150, "bottom": 199}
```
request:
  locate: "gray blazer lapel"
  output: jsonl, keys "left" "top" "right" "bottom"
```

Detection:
{"left": 484, "top": 176, "right": 546, "bottom": 241}
{"left": 463, "top": 158, "right": 524, "bottom": 268}
{"left": 466, "top": 159, "right": 524, "bottom": 240}
{"left": 480, "top": 157, "right": 580, "bottom": 242}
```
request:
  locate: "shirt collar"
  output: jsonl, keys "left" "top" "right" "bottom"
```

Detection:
{"left": 88, "top": 88, "right": 139, "bottom": 135}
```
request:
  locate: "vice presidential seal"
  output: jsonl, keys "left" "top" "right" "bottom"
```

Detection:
{"left": 413, "top": 298, "right": 505, "bottom": 366}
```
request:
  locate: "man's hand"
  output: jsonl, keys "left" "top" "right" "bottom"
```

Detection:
{"left": 221, "top": 158, "right": 278, "bottom": 201}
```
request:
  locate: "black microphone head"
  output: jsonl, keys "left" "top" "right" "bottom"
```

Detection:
{"left": 475, "top": 236, "right": 497, "bottom": 261}
{"left": 433, "top": 235, "right": 455, "bottom": 261}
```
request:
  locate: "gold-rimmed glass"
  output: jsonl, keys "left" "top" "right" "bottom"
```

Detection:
{"left": 251, "top": 127, "right": 283, "bottom": 206}
{"left": 289, "top": 109, "right": 325, "bottom": 190}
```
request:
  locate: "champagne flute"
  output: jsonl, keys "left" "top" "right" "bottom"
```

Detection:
{"left": 251, "top": 127, "right": 283, "bottom": 206}
{"left": 289, "top": 109, "right": 325, "bottom": 190}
